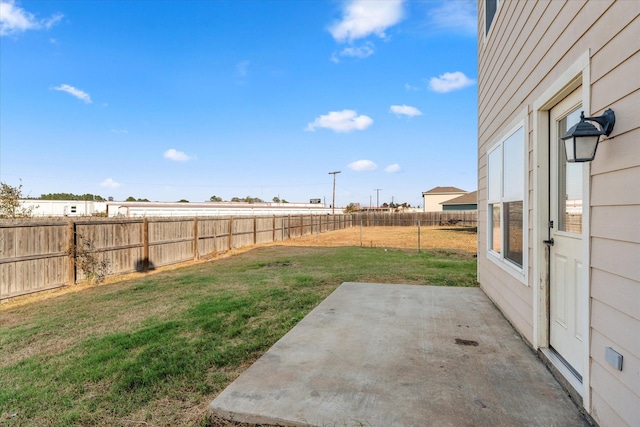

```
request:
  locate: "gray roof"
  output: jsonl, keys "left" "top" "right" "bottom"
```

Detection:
{"left": 422, "top": 186, "right": 466, "bottom": 195}
{"left": 441, "top": 191, "right": 478, "bottom": 206}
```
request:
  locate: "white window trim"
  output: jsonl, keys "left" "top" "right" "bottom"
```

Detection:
{"left": 531, "top": 50, "right": 591, "bottom": 410}
{"left": 486, "top": 109, "right": 529, "bottom": 285}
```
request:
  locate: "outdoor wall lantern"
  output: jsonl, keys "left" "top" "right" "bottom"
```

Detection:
{"left": 560, "top": 108, "right": 615, "bottom": 162}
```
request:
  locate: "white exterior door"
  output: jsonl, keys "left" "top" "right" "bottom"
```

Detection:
{"left": 549, "top": 89, "right": 585, "bottom": 378}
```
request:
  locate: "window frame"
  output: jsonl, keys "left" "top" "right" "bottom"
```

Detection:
{"left": 486, "top": 118, "right": 528, "bottom": 283}
{"left": 485, "top": 0, "right": 500, "bottom": 37}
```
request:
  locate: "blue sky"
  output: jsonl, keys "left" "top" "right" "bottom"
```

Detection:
{"left": 1, "top": 0, "right": 478, "bottom": 207}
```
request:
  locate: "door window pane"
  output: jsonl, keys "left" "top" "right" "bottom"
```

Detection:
{"left": 558, "top": 110, "right": 582, "bottom": 233}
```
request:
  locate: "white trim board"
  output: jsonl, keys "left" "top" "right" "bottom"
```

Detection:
{"left": 531, "top": 50, "right": 592, "bottom": 411}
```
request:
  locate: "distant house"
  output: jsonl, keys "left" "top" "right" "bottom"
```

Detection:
{"left": 421, "top": 186, "right": 467, "bottom": 212}
{"left": 441, "top": 191, "right": 477, "bottom": 211}
{"left": 477, "top": 2, "right": 639, "bottom": 426}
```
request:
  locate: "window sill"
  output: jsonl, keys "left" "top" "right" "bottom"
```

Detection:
{"left": 487, "top": 250, "right": 527, "bottom": 286}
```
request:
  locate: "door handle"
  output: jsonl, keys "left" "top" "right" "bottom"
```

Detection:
{"left": 543, "top": 238, "right": 554, "bottom": 246}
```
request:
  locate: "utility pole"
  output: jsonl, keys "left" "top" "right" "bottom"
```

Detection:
{"left": 374, "top": 188, "right": 381, "bottom": 208}
{"left": 328, "top": 171, "right": 341, "bottom": 215}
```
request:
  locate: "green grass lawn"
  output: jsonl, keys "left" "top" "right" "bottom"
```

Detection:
{"left": 0, "top": 245, "right": 476, "bottom": 427}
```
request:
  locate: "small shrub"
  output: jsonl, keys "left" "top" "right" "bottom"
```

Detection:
{"left": 66, "top": 234, "right": 111, "bottom": 284}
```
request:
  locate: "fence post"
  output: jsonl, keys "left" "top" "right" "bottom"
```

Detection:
{"left": 273, "top": 215, "right": 276, "bottom": 242}
{"left": 67, "top": 220, "right": 76, "bottom": 285}
{"left": 360, "top": 220, "right": 363, "bottom": 247}
{"left": 193, "top": 217, "right": 199, "bottom": 261}
{"left": 142, "top": 218, "right": 149, "bottom": 271}
{"left": 418, "top": 220, "right": 421, "bottom": 253}
{"left": 253, "top": 216, "right": 257, "bottom": 245}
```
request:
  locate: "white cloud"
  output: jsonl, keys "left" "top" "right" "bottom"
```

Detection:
{"left": 338, "top": 42, "right": 375, "bottom": 59}
{"left": 385, "top": 163, "right": 401, "bottom": 173}
{"left": 329, "top": 0, "right": 405, "bottom": 43}
{"left": 52, "top": 84, "right": 92, "bottom": 103}
{"left": 100, "top": 178, "right": 122, "bottom": 189}
{"left": 164, "top": 148, "right": 192, "bottom": 162}
{"left": 0, "top": 0, "right": 63, "bottom": 36}
{"left": 428, "top": 0, "right": 477, "bottom": 35}
{"left": 43, "top": 12, "right": 63, "bottom": 29}
{"left": 348, "top": 159, "right": 377, "bottom": 171}
{"left": 404, "top": 83, "right": 419, "bottom": 91}
{"left": 0, "top": 0, "right": 36, "bottom": 35}
{"left": 390, "top": 104, "right": 422, "bottom": 118}
{"left": 305, "top": 109, "right": 373, "bottom": 133}
{"left": 428, "top": 71, "right": 475, "bottom": 93}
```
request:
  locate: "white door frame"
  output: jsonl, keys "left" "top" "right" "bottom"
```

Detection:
{"left": 532, "top": 50, "right": 592, "bottom": 411}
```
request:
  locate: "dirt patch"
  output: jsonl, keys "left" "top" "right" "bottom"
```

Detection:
{"left": 272, "top": 225, "right": 477, "bottom": 253}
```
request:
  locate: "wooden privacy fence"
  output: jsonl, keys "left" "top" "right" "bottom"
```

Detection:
{"left": 0, "top": 215, "right": 353, "bottom": 300}
{"left": 351, "top": 210, "right": 477, "bottom": 227}
{"left": 0, "top": 211, "right": 475, "bottom": 300}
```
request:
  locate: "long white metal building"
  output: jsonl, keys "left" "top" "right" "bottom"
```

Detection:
{"left": 19, "top": 200, "right": 336, "bottom": 217}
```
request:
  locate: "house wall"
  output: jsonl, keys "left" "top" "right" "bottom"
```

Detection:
{"left": 478, "top": 1, "right": 639, "bottom": 426}
{"left": 423, "top": 193, "right": 465, "bottom": 212}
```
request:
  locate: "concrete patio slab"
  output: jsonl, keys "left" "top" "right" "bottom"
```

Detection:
{"left": 209, "top": 283, "right": 588, "bottom": 426}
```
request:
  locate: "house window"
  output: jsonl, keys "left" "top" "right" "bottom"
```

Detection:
{"left": 487, "top": 124, "right": 525, "bottom": 269}
{"left": 485, "top": 0, "right": 498, "bottom": 35}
